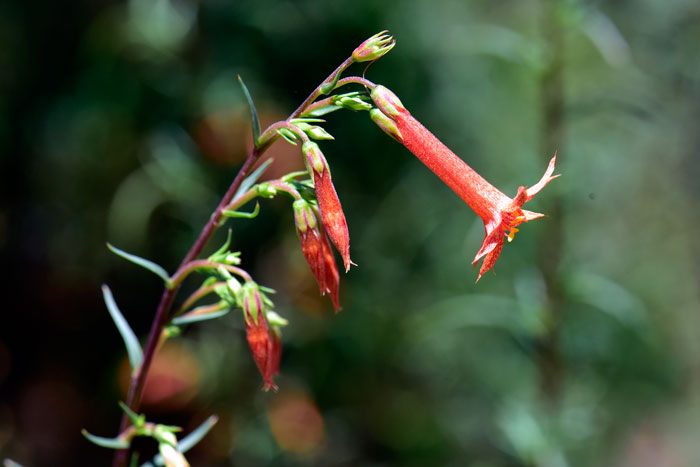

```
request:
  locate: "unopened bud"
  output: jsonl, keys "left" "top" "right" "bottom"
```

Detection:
{"left": 302, "top": 141, "right": 327, "bottom": 174}
{"left": 158, "top": 432, "right": 189, "bottom": 467}
{"left": 370, "top": 109, "right": 403, "bottom": 142}
{"left": 295, "top": 122, "right": 334, "bottom": 141}
{"left": 293, "top": 199, "right": 317, "bottom": 233}
{"left": 241, "top": 282, "right": 262, "bottom": 325}
{"left": 256, "top": 182, "right": 277, "bottom": 198}
{"left": 370, "top": 85, "right": 405, "bottom": 117}
{"left": 353, "top": 30, "right": 395, "bottom": 62}
{"left": 335, "top": 95, "right": 373, "bottom": 111}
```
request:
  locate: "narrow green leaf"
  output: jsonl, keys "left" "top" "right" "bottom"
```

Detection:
{"left": 305, "top": 104, "right": 342, "bottom": 117}
{"left": 177, "top": 415, "right": 219, "bottom": 452}
{"left": 234, "top": 158, "right": 274, "bottom": 200}
{"left": 107, "top": 243, "right": 170, "bottom": 284}
{"left": 222, "top": 202, "right": 260, "bottom": 219}
{"left": 82, "top": 429, "right": 130, "bottom": 449}
{"left": 103, "top": 285, "right": 143, "bottom": 371}
{"left": 237, "top": 75, "right": 261, "bottom": 145}
{"left": 172, "top": 308, "right": 230, "bottom": 326}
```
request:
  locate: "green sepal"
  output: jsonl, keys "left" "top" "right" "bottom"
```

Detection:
{"left": 119, "top": 401, "right": 146, "bottom": 428}
{"left": 102, "top": 285, "right": 143, "bottom": 371}
{"left": 202, "top": 276, "right": 219, "bottom": 287}
{"left": 256, "top": 182, "right": 277, "bottom": 198}
{"left": 334, "top": 93, "right": 373, "bottom": 111}
{"left": 164, "top": 325, "right": 182, "bottom": 339}
{"left": 290, "top": 118, "right": 326, "bottom": 124}
{"left": 172, "top": 307, "right": 231, "bottom": 325}
{"left": 153, "top": 424, "right": 182, "bottom": 438}
{"left": 107, "top": 243, "right": 171, "bottom": 286}
{"left": 294, "top": 122, "right": 334, "bottom": 141}
{"left": 82, "top": 430, "right": 130, "bottom": 450}
{"left": 237, "top": 75, "right": 261, "bottom": 146}
{"left": 305, "top": 104, "right": 342, "bottom": 117}
{"left": 277, "top": 127, "right": 299, "bottom": 145}
{"left": 266, "top": 310, "right": 288, "bottom": 327}
{"left": 223, "top": 202, "right": 260, "bottom": 219}
{"left": 233, "top": 158, "right": 274, "bottom": 200}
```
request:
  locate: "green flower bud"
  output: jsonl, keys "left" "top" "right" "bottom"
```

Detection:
{"left": 302, "top": 141, "right": 327, "bottom": 174}
{"left": 370, "top": 85, "right": 405, "bottom": 117}
{"left": 370, "top": 109, "right": 403, "bottom": 142}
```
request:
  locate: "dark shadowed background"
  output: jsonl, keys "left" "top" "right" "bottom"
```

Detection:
{"left": 2, "top": 0, "right": 700, "bottom": 465}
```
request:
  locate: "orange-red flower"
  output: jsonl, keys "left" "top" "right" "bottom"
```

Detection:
{"left": 371, "top": 86, "right": 559, "bottom": 281}
{"left": 302, "top": 141, "right": 352, "bottom": 272}
{"left": 242, "top": 282, "right": 278, "bottom": 390}
{"left": 293, "top": 199, "right": 340, "bottom": 310}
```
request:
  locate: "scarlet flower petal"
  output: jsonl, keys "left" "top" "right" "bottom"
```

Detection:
{"left": 526, "top": 154, "right": 559, "bottom": 201}
{"left": 477, "top": 236, "right": 504, "bottom": 282}
{"left": 314, "top": 170, "right": 352, "bottom": 272}
{"left": 319, "top": 228, "right": 341, "bottom": 311}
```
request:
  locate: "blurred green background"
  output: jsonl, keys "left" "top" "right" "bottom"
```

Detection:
{"left": 2, "top": 0, "right": 700, "bottom": 465}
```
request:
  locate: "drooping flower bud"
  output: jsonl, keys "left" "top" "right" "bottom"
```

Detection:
{"left": 370, "top": 85, "right": 406, "bottom": 118}
{"left": 292, "top": 199, "right": 341, "bottom": 310}
{"left": 241, "top": 282, "right": 278, "bottom": 390}
{"left": 158, "top": 432, "right": 190, "bottom": 467}
{"left": 301, "top": 141, "right": 352, "bottom": 272}
{"left": 353, "top": 31, "right": 396, "bottom": 62}
{"left": 370, "top": 109, "right": 403, "bottom": 142}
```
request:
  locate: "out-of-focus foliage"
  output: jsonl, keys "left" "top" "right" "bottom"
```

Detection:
{"left": 2, "top": 0, "right": 700, "bottom": 465}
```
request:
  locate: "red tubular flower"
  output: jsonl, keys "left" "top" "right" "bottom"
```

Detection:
{"left": 242, "top": 282, "right": 277, "bottom": 390}
{"left": 293, "top": 199, "right": 341, "bottom": 310}
{"left": 302, "top": 141, "right": 352, "bottom": 272}
{"left": 371, "top": 85, "right": 559, "bottom": 281}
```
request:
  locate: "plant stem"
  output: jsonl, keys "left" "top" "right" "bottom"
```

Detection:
{"left": 112, "top": 145, "right": 265, "bottom": 467}
{"left": 112, "top": 54, "right": 361, "bottom": 467}
{"left": 290, "top": 57, "right": 355, "bottom": 119}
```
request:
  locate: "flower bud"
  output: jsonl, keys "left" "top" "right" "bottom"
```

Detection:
{"left": 301, "top": 142, "right": 352, "bottom": 272}
{"left": 158, "top": 432, "right": 189, "bottom": 467}
{"left": 334, "top": 94, "right": 372, "bottom": 111}
{"left": 370, "top": 85, "right": 406, "bottom": 118}
{"left": 353, "top": 30, "right": 395, "bottom": 62}
{"left": 293, "top": 199, "right": 317, "bottom": 234}
{"left": 302, "top": 141, "right": 327, "bottom": 174}
{"left": 241, "top": 281, "right": 262, "bottom": 325}
{"left": 370, "top": 109, "right": 403, "bottom": 142}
